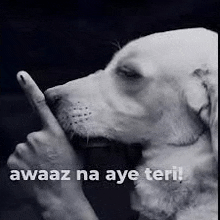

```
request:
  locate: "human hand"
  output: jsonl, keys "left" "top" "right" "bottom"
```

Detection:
{"left": 7, "top": 71, "right": 98, "bottom": 220}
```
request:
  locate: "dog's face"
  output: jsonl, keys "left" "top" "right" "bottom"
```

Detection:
{"left": 45, "top": 28, "right": 218, "bottom": 148}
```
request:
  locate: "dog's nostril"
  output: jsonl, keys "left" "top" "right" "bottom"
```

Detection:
{"left": 44, "top": 88, "right": 61, "bottom": 108}
{"left": 46, "top": 96, "right": 62, "bottom": 112}
{"left": 44, "top": 88, "right": 55, "bottom": 99}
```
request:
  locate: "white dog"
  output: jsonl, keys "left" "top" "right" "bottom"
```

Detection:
{"left": 44, "top": 28, "right": 218, "bottom": 220}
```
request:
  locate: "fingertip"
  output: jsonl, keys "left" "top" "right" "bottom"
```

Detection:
{"left": 17, "top": 71, "right": 29, "bottom": 85}
{"left": 17, "top": 70, "right": 29, "bottom": 78}
{"left": 16, "top": 70, "right": 57, "bottom": 127}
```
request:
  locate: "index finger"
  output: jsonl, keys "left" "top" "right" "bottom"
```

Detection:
{"left": 17, "top": 71, "right": 61, "bottom": 131}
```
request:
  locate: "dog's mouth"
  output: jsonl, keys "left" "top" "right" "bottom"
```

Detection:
{"left": 70, "top": 133, "right": 143, "bottom": 167}
{"left": 70, "top": 134, "right": 114, "bottom": 149}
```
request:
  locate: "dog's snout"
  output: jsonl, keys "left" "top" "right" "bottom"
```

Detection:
{"left": 44, "top": 87, "right": 62, "bottom": 110}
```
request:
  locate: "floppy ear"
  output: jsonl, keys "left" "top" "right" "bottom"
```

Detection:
{"left": 206, "top": 74, "right": 218, "bottom": 162}
{"left": 209, "top": 83, "right": 218, "bottom": 162}
{"left": 193, "top": 67, "right": 218, "bottom": 162}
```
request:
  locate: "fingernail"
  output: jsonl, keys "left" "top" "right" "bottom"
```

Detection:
{"left": 20, "top": 74, "right": 26, "bottom": 84}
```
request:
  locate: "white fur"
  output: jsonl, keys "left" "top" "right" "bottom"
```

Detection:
{"left": 45, "top": 28, "right": 218, "bottom": 220}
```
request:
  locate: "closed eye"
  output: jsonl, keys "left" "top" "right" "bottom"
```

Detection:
{"left": 116, "top": 65, "right": 142, "bottom": 80}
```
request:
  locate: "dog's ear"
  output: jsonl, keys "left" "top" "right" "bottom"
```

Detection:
{"left": 209, "top": 82, "right": 218, "bottom": 162}
{"left": 193, "top": 67, "right": 218, "bottom": 162}
{"left": 206, "top": 73, "right": 218, "bottom": 162}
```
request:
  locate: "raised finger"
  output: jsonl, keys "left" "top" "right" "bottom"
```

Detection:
{"left": 17, "top": 71, "right": 61, "bottom": 131}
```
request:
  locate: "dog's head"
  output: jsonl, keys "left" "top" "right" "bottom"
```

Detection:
{"left": 45, "top": 28, "right": 218, "bottom": 156}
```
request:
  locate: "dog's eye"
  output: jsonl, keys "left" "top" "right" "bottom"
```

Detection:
{"left": 116, "top": 66, "right": 142, "bottom": 80}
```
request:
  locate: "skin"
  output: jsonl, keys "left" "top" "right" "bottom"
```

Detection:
{"left": 7, "top": 71, "right": 99, "bottom": 220}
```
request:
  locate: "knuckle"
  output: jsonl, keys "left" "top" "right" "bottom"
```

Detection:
{"left": 7, "top": 154, "right": 27, "bottom": 170}
{"left": 7, "top": 154, "right": 18, "bottom": 168}
{"left": 15, "top": 143, "right": 27, "bottom": 155}
{"left": 26, "top": 132, "right": 38, "bottom": 143}
{"left": 36, "top": 98, "right": 46, "bottom": 107}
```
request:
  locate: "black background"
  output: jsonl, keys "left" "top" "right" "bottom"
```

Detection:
{"left": 0, "top": 0, "right": 219, "bottom": 219}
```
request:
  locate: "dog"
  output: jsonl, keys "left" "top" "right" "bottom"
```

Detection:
{"left": 44, "top": 28, "right": 218, "bottom": 220}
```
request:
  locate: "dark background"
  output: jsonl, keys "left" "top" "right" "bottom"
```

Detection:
{"left": 0, "top": 0, "right": 219, "bottom": 219}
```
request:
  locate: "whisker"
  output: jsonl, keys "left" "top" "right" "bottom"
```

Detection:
{"left": 69, "top": 129, "right": 76, "bottom": 140}
{"left": 110, "top": 40, "right": 122, "bottom": 51}
{"left": 86, "top": 130, "right": 90, "bottom": 147}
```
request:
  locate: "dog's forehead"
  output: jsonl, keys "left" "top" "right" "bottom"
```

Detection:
{"left": 106, "top": 28, "right": 217, "bottom": 78}
{"left": 123, "top": 28, "right": 217, "bottom": 54}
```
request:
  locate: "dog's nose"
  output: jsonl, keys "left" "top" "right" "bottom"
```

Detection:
{"left": 44, "top": 87, "right": 62, "bottom": 110}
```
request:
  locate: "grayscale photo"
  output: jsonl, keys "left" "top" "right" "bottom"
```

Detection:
{"left": 0, "top": 1, "right": 218, "bottom": 220}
